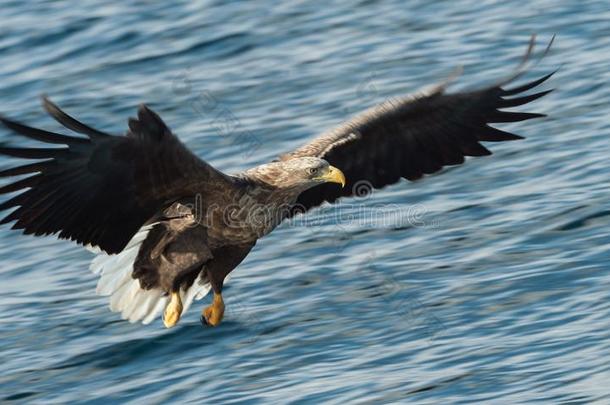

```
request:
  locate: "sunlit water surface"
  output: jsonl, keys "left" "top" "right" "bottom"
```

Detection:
{"left": 1, "top": 0, "right": 609, "bottom": 403}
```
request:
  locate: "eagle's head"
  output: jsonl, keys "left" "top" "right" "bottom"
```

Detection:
{"left": 246, "top": 157, "right": 345, "bottom": 191}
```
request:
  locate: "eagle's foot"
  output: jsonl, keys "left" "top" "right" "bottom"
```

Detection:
{"left": 163, "top": 291, "right": 183, "bottom": 328}
{"left": 200, "top": 293, "right": 224, "bottom": 327}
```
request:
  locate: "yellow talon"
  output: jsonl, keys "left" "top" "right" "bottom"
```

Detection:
{"left": 163, "top": 291, "right": 183, "bottom": 328}
{"left": 201, "top": 293, "right": 225, "bottom": 327}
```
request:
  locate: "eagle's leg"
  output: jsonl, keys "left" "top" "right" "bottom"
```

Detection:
{"left": 201, "top": 258, "right": 228, "bottom": 327}
{"left": 201, "top": 292, "right": 225, "bottom": 327}
{"left": 163, "top": 291, "right": 183, "bottom": 328}
{"left": 199, "top": 243, "right": 255, "bottom": 327}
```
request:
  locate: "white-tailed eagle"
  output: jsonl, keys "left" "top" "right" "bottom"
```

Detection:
{"left": 0, "top": 36, "right": 554, "bottom": 327}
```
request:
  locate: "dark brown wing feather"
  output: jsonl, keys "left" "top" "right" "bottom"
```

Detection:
{"left": 281, "top": 36, "right": 555, "bottom": 215}
{"left": 0, "top": 97, "right": 231, "bottom": 253}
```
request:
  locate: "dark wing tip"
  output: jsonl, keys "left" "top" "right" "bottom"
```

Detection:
{"left": 502, "top": 70, "right": 557, "bottom": 96}
{"left": 488, "top": 111, "right": 547, "bottom": 123}
{"left": 137, "top": 104, "right": 164, "bottom": 124}
{"left": 40, "top": 96, "right": 110, "bottom": 139}
{"left": 495, "top": 34, "right": 556, "bottom": 88}
{"left": 41, "top": 95, "right": 62, "bottom": 119}
{"left": 479, "top": 126, "right": 525, "bottom": 142}
{"left": 134, "top": 104, "right": 170, "bottom": 139}
{"left": 0, "top": 174, "right": 40, "bottom": 195}
{"left": 137, "top": 103, "right": 152, "bottom": 115}
{"left": 0, "top": 146, "right": 67, "bottom": 159}
{"left": 500, "top": 89, "right": 554, "bottom": 108}
{"left": 128, "top": 116, "right": 143, "bottom": 134}
{"left": 0, "top": 161, "right": 52, "bottom": 177}
{"left": 0, "top": 112, "right": 90, "bottom": 146}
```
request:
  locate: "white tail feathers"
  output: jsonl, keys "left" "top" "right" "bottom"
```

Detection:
{"left": 89, "top": 224, "right": 212, "bottom": 325}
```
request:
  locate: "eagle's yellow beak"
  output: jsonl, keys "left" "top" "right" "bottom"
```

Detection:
{"left": 318, "top": 165, "right": 345, "bottom": 188}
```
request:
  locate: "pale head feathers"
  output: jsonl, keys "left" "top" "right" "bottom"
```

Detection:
{"left": 245, "top": 157, "right": 331, "bottom": 190}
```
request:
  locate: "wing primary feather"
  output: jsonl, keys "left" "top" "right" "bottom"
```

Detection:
{"left": 6, "top": 172, "right": 83, "bottom": 229}
{"left": 0, "top": 161, "right": 53, "bottom": 177}
{"left": 0, "top": 174, "right": 41, "bottom": 194}
{"left": 502, "top": 71, "right": 556, "bottom": 96}
{"left": 1, "top": 207, "right": 24, "bottom": 225}
{"left": 0, "top": 193, "right": 27, "bottom": 211}
{"left": 0, "top": 146, "right": 67, "bottom": 159}
{"left": 461, "top": 142, "right": 492, "bottom": 157}
{"left": 493, "top": 35, "right": 555, "bottom": 89}
{"left": 0, "top": 116, "right": 89, "bottom": 145}
{"left": 500, "top": 89, "right": 553, "bottom": 108}
{"left": 493, "top": 34, "right": 537, "bottom": 87}
{"left": 136, "top": 104, "right": 169, "bottom": 140}
{"left": 541, "top": 34, "right": 556, "bottom": 60}
{"left": 478, "top": 125, "right": 524, "bottom": 142}
{"left": 128, "top": 117, "right": 144, "bottom": 134}
{"left": 488, "top": 111, "right": 546, "bottom": 123}
{"left": 41, "top": 96, "right": 110, "bottom": 139}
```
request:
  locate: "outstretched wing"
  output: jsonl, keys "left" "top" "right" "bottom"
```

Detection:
{"left": 0, "top": 98, "right": 231, "bottom": 254}
{"left": 280, "top": 35, "right": 555, "bottom": 214}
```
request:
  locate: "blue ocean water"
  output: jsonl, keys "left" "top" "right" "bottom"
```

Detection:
{"left": 0, "top": 0, "right": 609, "bottom": 403}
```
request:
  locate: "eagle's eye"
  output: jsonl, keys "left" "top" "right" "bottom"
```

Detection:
{"left": 308, "top": 167, "right": 318, "bottom": 175}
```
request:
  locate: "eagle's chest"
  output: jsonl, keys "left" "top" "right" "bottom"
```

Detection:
{"left": 205, "top": 191, "right": 295, "bottom": 245}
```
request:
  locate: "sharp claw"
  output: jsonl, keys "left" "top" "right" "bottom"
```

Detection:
{"left": 200, "top": 292, "right": 224, "bottom": 327}
{"left": 163, "top": 292, "right": 183, "bottom": 328}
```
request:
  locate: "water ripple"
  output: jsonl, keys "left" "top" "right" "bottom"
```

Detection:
{"left": 0, "top": 0, "right": 609, "bottom": 403}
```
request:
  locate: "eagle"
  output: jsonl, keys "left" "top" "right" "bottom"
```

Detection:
{"left": 0, "top": 36, "right": 554, "bottom": 328}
